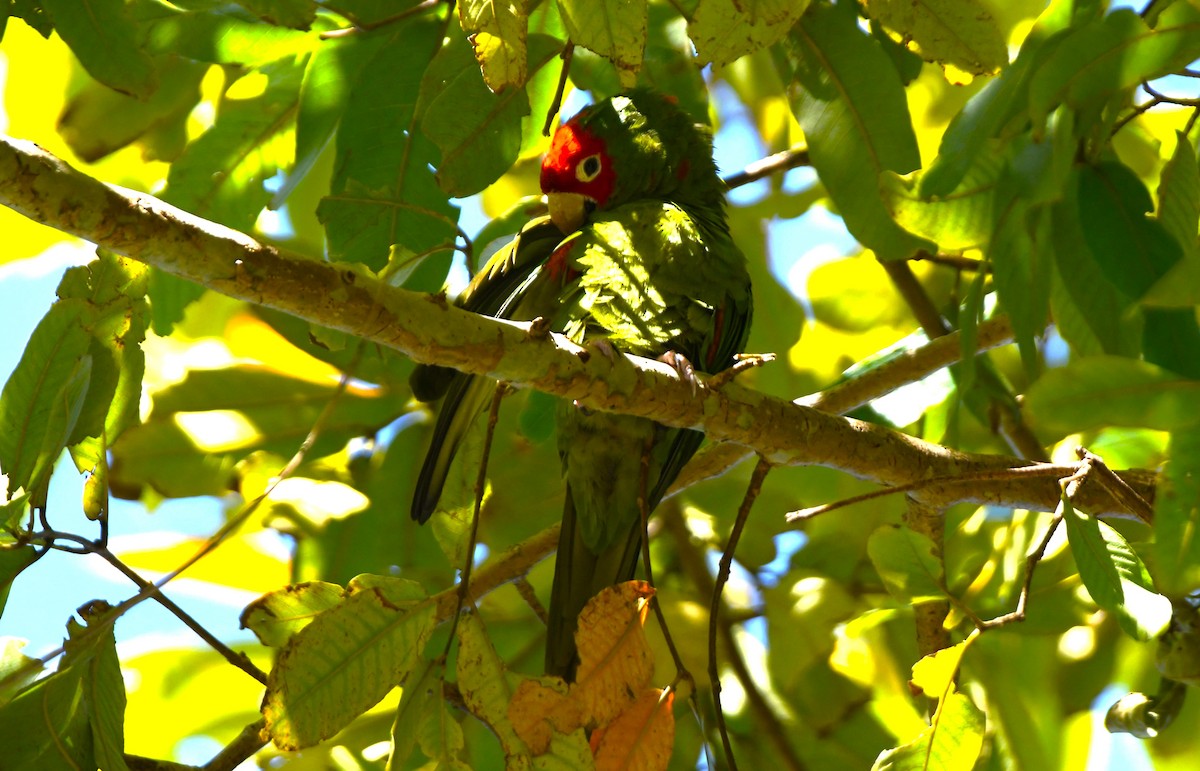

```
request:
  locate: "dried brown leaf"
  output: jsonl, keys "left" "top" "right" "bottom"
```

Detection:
{"left": 573, "top": 581, "right": 656, "bottom": 727}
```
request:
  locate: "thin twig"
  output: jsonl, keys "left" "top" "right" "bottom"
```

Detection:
{"left": 543, "top": 42, "right": 574, "bottom": 136}
{"left": 722, "top": 147, "right": 811, "bottom": 189}
{"left": 786, "top": 464, "right": 1077, "bottom": 522}
{"left": 443, "top": 381, "right": 511, "bottom": 659}
{"left": 320, "top": 0, "right": 441, "bottom": 38}
{"left": 977, "top": 511, "right": 1064, "bottom": 630}
{"left": 709, "top": 457, "right": 773, "bottom": 771}
{"left": 910, "top": 252, "right": 991, "bottom": 273}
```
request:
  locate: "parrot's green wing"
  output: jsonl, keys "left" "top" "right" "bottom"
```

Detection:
{"left": 545, "top": 200, "right": 751, "bottom": 677}
{"left": 410, "top": 216, "right": 566, "bottom": 523}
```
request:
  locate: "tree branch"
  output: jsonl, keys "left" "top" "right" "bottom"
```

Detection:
{"left": 0, "top": 135, "right": 1154, "bottom": 520}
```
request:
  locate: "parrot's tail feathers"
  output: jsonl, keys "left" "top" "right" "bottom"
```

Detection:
{"left": 410, "top": 374, "right": 493, "bottom": 523}
{"left": 545, "top": 488, "right": 644, "bottom": 679}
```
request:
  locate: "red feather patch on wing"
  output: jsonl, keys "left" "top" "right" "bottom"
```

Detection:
{"left": 541, "top": 119, "right": 617, "bottom": 207}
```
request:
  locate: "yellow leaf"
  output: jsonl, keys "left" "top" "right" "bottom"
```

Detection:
{"left": 458, "top": 0, "right": 529, "bottom": 91}
{"left": 507, "top": 676, "right": 585, "bottom": 755}
{"left": 590, "top": 688, "right": 675, "bottom": 771}
{"left": 572, "top": 581, "right": 656, "bottom": 727}
{"left": 690, "top": 0, "right": 812, "bottom": 67}
{"left": 559, "top": 0, "right": 647, "bottom": 87}
{"left": 863, "top": 0, "right": 1008, "bottom": 81}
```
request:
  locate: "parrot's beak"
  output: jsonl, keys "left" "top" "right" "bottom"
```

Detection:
{"left": 546, "top": 192, "right": 595, "bottom": 235}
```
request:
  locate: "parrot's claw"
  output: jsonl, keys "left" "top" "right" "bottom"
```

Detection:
{"left": 527, "top": 316, "right": 552, "bottom": 340}
{"left": 707, "top": 352, "right": 777, "bottom": 389}
{"left": 660, "top": 350, "right": 698, "bottom": 395}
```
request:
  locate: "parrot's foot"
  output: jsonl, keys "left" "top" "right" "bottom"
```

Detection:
{"left": 660, "top": 350, "right": 698, "bottom": 394}
{"left": 527, "top": 315, "right": 552, "bottom": 340}
{"left": 708, "top": 352, "right": 777, "bottom": 389}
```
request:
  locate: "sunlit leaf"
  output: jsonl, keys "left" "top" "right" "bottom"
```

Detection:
{"left": 1028, "top": 5, "right": 1200, "bottom": 132}
{"left": 318, "top": 15, "right": 459, "bottom": 273}
{"left": 882, "top": 150, "right": 1004, "bottom": 250}
{"left": 1145, "top": 132, "right": 1200, "bottom": 306}
{"left": 873, "top": 692, "right": 984, "bottom": 771}
{"left": 41, "top": 0, "right": 156, "bottom": 98}
{"left": 690, "top": 0, "right": 811, "bottom": 68}
{"left": 459, "top": 0, "right": 529, "bottom": 91}
{"left": 1061, "top": 495, "right": 1171, "bottom": 641}
{"left": 862, "top": 0, "right": 1007, "bottom": 81}
{"left": 559, "top": 0, "right": 646, "bottom": 87}
{"left": 456, "top": 612, "right": 531, "bottom": 761}
{"left": 263, "top": 575, "right": 436, "bottom": 749}
{"left": 418, "top": 32, "right": 560, "bottom": 196}
{"left": 1025, "top": 356, "right": 1200, "bottom": 437}
{"left": 0, "top": 299, "right": 92, "bottom": 499}
{"left": 1154, "top": 429, "right": 1200, "bottom": 595}
{"left": 240, "top": 581, "right": 344, "bottom": 647}
{"left": 779, "top": 1, "right": 934, "bottom": 260}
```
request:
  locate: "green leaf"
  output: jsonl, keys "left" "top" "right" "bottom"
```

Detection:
{"left": 779, "top": 1, "right": 934, "bottom": 261}
{"left": 1028, "top": 5, "right": 1200, "bottom": 132}
{"left": 240, "top": 581, "right": 345, "bottom": 647}
{"left": 237, "top": 0, "right": 317, "bottom": 29}
{"left": 1025, "top": 356, "right": 1200, "bottom": 437}
{"left": 165, "top": 56, "right": 304, "bottom": 233}
{"left": 1154, "top": 429, "right": 1200, "bottom": 595}
{"left": 59, "top": 254, "right": 150, "bottom": 469}
{"left": 862, "top": 0, "right": 1007, "bottom": 80}
{"left": 919, "top": 36, "right": 1048, "bottom": 198}
{"left": 57, "top": 55, "right": 206, "bottom": 163}
{"left": 388, "top": 656, "right": 437, "bottom": 770}
{"left": 990, "top": 195, "right": 1050, "bottom": 378}
{"left": 318, "top": 15, "right": 459, "bottom": 272}
{"left": 272, "top": 30, "right": 385, "bottom": 208}
{"left": 1076, "top": 161, "right": 1182, "bottom": 302}
{"left": 690, "top": 0, "right": 811, "bottom": 68}
{"left": 458, "top": 0, "right": 529, "bottom": 91}
{"left": 67, "top": 608, "right": 131, "bottom": 771}
{"left": 456, "top": 612, "right": 530, "bottom": 760}
{"left": 138, "top": 4, "right": 318, "bottom": 66}
{"left": 418, "top": 32, "right": 560, "bottom": 197}
{"left": 559, "top": 0, "right": 646, "bottom": 87}
{"left": 1063, "top": 504, "right": 1171, "bottom": 641}
{"left": 0, "top": 545, "right": 38, "bottom": 618}
{"left": 0, "top": 300, "right": 92, "bottom": 499}
{"left": 873, "top": 692, "right": 984, "bottom": 771}
{"left": 10, "top": 0, "right": 52, "bottom": 37}
{"left": 1049, "top": 181, "right": 1141, "bottom": 357}
{"left": 882, "top": 149, "right": 1004, "bottom": 250}
{"left": 263, "top": 575, "right": 437, "bottom": 750}
{"left": 0, "top": 661, "right": 92, "bottom": 768}
{"left": 0, "top": 638, "right": 43, "bottom": 706}
{"left": 867, "top": 525, "right": 946, "bottom": 604}
{"left": 1146, "top": 134, "right": 1200, "bottom": 307}
{"left": 41, "top": 0, "right": 156, "bottom": 98}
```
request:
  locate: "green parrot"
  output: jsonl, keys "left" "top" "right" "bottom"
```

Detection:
{"left": 410, "top": 90, "right": 752, "bottom": 678}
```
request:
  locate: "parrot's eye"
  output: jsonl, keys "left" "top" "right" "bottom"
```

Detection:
{"left": 576, "top": 154, "right": 603, "bottom": 183}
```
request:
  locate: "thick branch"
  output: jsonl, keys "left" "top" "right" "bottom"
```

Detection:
{"left": 0, "top": 136, "right": 1154, "bottom": 519}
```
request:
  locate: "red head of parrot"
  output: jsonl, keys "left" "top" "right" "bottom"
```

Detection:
{"left": 540, "top": 116, "right": 617, "bottom": 234}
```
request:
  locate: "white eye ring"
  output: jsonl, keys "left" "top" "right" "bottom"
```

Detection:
{"left": 576, "top": 153, "right": 602, "bottom": 183}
